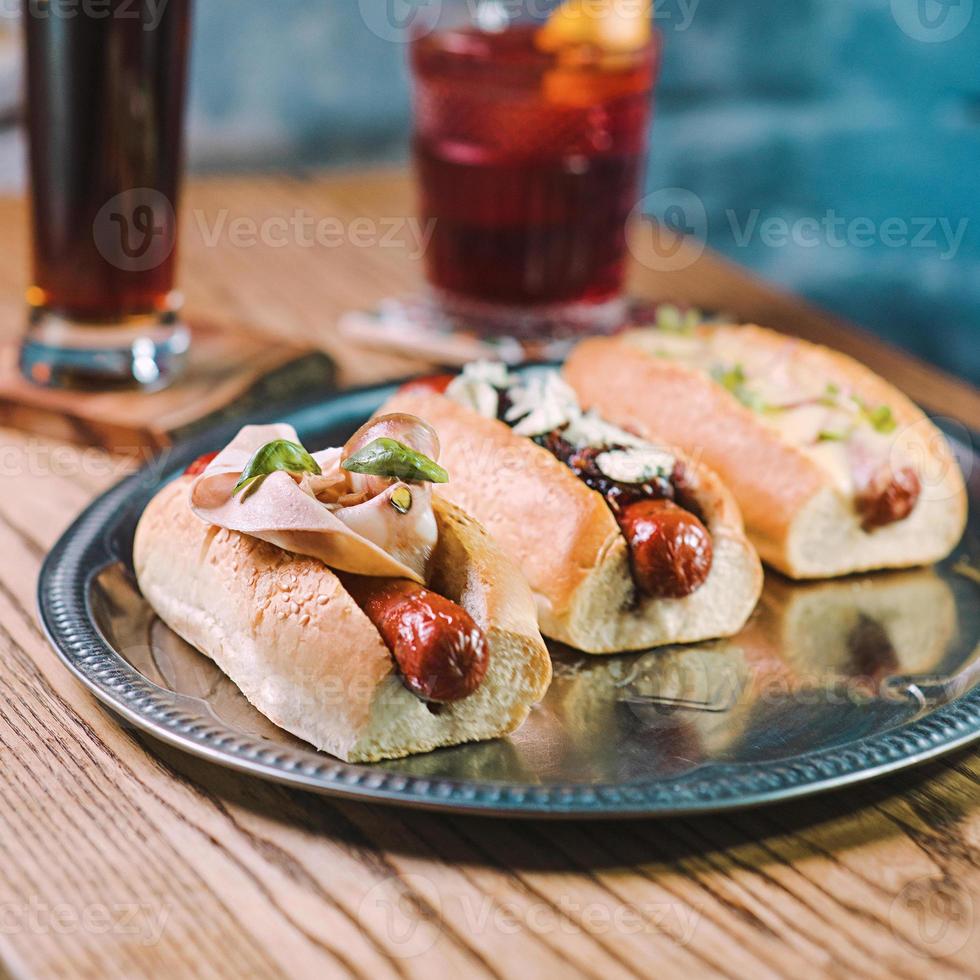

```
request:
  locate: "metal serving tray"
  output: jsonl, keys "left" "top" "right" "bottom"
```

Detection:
{"left": 37, "top": 380, "right": 980, "bottom": 817}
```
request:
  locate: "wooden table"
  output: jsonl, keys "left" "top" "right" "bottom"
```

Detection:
{"left": 2, "top": 170, "right": 979, "bottom": 980}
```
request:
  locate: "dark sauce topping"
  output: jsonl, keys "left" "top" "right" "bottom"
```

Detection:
{"left": 491, "top": 375, "right": 713, "bottom": 599}
{"left": 492, "top": 375, "right": 706, "bottom": 525}
{"left": 495, "top": 387, "right": 516, "bottom": 424}
{"left": 532, "top": 430, "right": 675, "bottom": 513}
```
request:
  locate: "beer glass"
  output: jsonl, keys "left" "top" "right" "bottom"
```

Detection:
{"left": 20, "top": 0, "right": 192, "bottom": 388}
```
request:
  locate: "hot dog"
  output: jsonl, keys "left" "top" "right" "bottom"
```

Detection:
{"left": 381, "top": 364, "right": 763, "bottom": 654}
{"left": 339, "top": 574, "right": 488, "bottom": 702}
{"left": 564, "top": 322, "right": 967, "bottom": 579}
{"left": 134, "top": 416, "right": 550, "bottom": 761}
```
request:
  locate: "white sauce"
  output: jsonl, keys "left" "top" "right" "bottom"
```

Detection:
{"left": 626, "top": 325, "right": 905, "bottom": 495}
{"left": 506, "top": 371, "right": 580, "bottom": 437}
{"left": 444, "top": 360, "right": 511, "bottom": 419}
{"left": 595, "top": 447, "right": 674, "bottom": 484}
{"left": 445, "top": 362, "right": 676, "bottom": 474}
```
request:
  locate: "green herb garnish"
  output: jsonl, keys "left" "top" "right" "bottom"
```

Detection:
{"left": 818, "top": 382, "right": 841, "bottom": 407}
{"left": 863, "top": 403, "right": 896, "bottom": 434}
{"left": 842, "top": 395, "right": 897, "bottom": 434}
{"left": 342, "top": 438, "right": 448, "bottom": 484}
{"left": 233, "top": 439, "right": 322, "bottom": 499}
{"left": 711, "top": 363, "right": 769, "bottom": 412}
{"left": 655, "top": 304, "right": 702, "bottom": 335}
{"left": 817, "top": 429, "right": 848, "bottom": 442}
{"left": 818, "top": 385, "right": 895, "bottom": 434}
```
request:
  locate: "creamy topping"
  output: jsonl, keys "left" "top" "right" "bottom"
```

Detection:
{"left": 506, "top": 371, "right": 580, "bottom": 437}
{"left": 446, "top": 362, "right": 676, "bottom": 468}
{"left": 444, "top": 360, "right": 509, "bottom": 418}
{"left": 595, "top": 447, "right": 675, "bottom": 484}
{"left": 190, "top": 419, "right": 439, "bottom": 582}
{"left": 625, "top": 324, "right": 908, "bottom": 498}
{"left": 562, "top": 411, "right": 648, "bottom": 450}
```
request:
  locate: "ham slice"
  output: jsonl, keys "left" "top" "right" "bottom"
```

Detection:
{"left": 189, "top": 422, "right": 437, "bottom": 581}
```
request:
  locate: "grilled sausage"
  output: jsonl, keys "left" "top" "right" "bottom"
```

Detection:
{"left": 857, "top": 466, "right": 921, "bottom": 531}
{"left": 340, "top": 574, "right": 488, "bottom": 702}
{"left": 616, "top": 499, "right": 713, "bottom": 599}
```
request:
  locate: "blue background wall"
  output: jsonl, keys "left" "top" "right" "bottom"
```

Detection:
{"left": 185, "top": 1, "right": 979, "bottom": 383}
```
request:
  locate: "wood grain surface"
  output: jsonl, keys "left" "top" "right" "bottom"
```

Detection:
{"left": 0, "top": 319, "right": 334, "bottom": 454}
{"left": 1, "top": 170, "right": 979, "bottom": 980}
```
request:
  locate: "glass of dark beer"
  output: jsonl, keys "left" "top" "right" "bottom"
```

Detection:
{"left": 20, "top": 0, "right": 193, "bottom": 389}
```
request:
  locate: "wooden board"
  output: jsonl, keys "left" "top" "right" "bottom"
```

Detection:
{"left": 0, "top": 172, "right": 978, "bottom": 980}
{"left": 0, "top": 318, "right": 335, "bottom": 454}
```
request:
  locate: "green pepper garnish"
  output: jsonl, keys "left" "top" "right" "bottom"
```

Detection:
{"left": 343, "top": 437, "right": 449, "bottom": 484}
{"left": 232, "top": 439, "right": 321, "bottom": 499}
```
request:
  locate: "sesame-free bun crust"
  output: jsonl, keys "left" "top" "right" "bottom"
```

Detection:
{"left": 133, "top": 477, "right": 551, "bottom": 762}
{"left": 380, "top": 390, "right": 763, "bottom": 654}
{"left": 564, "top": 326, "right": 967, "bottom": 579}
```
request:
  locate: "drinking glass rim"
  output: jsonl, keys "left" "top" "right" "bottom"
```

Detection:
{"left": 410, "top": 22, "right": 660, "bottom": 71}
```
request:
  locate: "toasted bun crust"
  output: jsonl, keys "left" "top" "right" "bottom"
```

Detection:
{"left": 133, "top": 477, "right": 551, "bottom": 762}
{"left": 381, "top": 390, "right": 763, "bottom": 654}
{"left": 564, "top": 326, "right": 968, "bottom": 578}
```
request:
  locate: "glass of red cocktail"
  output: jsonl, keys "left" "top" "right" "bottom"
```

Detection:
{"left": 410, "top": 0, "right": 659, "bottom": 339}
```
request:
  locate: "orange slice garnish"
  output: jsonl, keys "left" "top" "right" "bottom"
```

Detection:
{"left": 537, "top": 0, "right": 652, "bottom": 54}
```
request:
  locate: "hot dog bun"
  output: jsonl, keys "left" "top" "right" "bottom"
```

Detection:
{"left": 134, "top": 476, "right": 551, "bottom": 762}
{"left": 380, "top": 389, "right": 763, "bottom": 654}
{"left": 564, "top": 324, "right": 967, "bottom": 578}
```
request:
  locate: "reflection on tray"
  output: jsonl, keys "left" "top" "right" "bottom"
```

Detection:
{"left": 754, "top": 569, "right": 957, "bottom": 686}
{"left": 538, "top": 568, "right": 967, "bottom": 779}
{"left": 89, "top": 559, "right": 978, "bottom": 784}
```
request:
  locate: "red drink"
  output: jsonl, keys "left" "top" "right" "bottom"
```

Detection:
{"left": 411, "top": 22, "right": 657, "bottom": 335}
